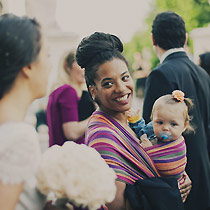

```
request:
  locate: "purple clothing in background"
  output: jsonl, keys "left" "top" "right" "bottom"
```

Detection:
{"left": 47, "top": 84, "right": 83, "bottom": 146}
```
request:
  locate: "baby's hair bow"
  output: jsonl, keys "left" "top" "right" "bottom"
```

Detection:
{"left": 172, "top": 90, "right": 185, "bottom": 102}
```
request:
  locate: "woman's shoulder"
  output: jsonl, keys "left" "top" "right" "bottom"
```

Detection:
{"left": 48, "top": 85, "right": 78, "bottom": 104}
{"left": 86, "top": 111, "right": 120, "bottom": 143}
{"left": 0, "top": 122, "right": 41, "bottom": 184}
{"left": 89, "top": 110, "right": 110, "bottom": 125}
{"left": 51, "top": 84, "right": 76, "bottom": 94}
{"left": 0, "top": 122, "right": 38, "bottom": 140}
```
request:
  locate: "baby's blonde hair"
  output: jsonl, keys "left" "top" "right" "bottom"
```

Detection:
{"left": 151, "top": 94, "right": 194, "bottom": 133}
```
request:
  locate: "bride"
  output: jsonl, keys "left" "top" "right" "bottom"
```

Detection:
{"left": 0, "top": 13, "right": 51, "bottom": 210}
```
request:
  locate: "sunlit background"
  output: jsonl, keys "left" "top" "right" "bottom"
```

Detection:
{"left": 1, "top": 0, "right": 210, "bottom": 151}
{"left": 56, "top": 0, "right": 152, "bottom": 43}
{"left": 1, "top": 0, "right": 152, "bottom": 43}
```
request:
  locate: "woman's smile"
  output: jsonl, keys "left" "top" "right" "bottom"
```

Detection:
{"left": 114, "top": 93, "right": 130, "bottom": 104}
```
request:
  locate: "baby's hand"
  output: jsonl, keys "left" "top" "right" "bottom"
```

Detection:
{"left": 126, "top": 108, "right": 140, "bottom": 118}
{"left": 126, "top": 108, "right": 141, "bottom": 123}
{"left": 140, "top": 134, "right": 153, "bottom": 148}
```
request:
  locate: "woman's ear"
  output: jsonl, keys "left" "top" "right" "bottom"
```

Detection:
{"left": 21, "top": 65, "right": 32, "bottom": 78}
{"left": 89, "top": 85, "right": 96, "bottom": 100}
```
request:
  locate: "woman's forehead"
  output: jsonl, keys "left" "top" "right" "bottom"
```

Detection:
{"left": 96, "top": 59, "right": 128, "bottom": 78}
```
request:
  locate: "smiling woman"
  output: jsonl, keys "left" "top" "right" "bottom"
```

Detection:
{"left": 76, "top": 32, "right": 159, "bottom": 210}
{"left": 89, "top": 59, "right": 134, "bottom": 116}
{"left": 75, "top": 32, "right": 192, "bottom": 210}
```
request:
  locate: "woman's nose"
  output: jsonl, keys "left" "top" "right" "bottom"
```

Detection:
{"left": 115, "top": 81, "right": 126, "bottom": 92}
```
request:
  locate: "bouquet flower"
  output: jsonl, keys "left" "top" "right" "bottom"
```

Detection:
{"left": 37, "top": 141, "right": 116, "bottom": 210}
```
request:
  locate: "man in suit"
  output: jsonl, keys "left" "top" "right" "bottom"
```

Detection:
{"left": 143, "top": 11, "right": 210, "bottom": 210}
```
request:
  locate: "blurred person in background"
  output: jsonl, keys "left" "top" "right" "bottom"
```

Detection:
{"left": 199, "top": 51, "right": 210, "bottom": 76}
{"left": 46, "top": 51, "right": 96, "bottom": 147}
{"left": 132, "top": 52, "right": 151, "bottom": 117}
{"left": 143, "top": 11, "right": 210, "bottom": 210}
{"left": 0, "top": 13, "right": 50, "bottom": 210}
{"left": 132, "top": 52, "right": 151, "bottom": 98}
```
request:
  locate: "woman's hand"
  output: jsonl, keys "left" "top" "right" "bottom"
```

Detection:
{"left": 106, "top": 181, "right": 126, "bottom": 210}
{"left": 178, "top": 171, "right": 192, "bottom": 202}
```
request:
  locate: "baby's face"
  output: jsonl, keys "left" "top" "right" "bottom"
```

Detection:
{"left": 152, "top": 103, "right": 187, "bottom": 141}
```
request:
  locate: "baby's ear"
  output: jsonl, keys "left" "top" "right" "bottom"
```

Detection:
{"left": 183, "top": 121, "right": 189, "bottom": 132}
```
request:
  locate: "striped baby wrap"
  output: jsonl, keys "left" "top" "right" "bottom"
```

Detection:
{"left": 144, "top": 136, "right": 187, "bottom": 182}
{"left": 85, "top": 110, "right": 159, "bottom": 184}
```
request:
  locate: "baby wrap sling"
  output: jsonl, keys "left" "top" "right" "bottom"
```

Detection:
{"left": 144, "top": 136, "right": 186, "bottom": 182}
{"left": 85, "top": 111, "right": 184, "bottom": 210}
{"left": 85, "top": 110, "right": 159, "bottom": 184}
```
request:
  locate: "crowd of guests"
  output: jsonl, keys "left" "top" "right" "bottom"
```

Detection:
{"left": 0, "top": 10, "right": 210, "bottom": 210}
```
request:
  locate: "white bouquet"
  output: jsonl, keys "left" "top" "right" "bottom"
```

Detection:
{"left": 37, "top": 141, "right": 117, "bottom": 210}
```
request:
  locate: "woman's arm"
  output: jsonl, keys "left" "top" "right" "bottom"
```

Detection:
{"left": 62, "top": 117, "right": 89, "bottom": 141}
{"left": 57, "top": 87, "right": 90, "bottom": 141}
{"left": 0, "top": 182, "right": 23, "bottom": 210}
{"left": 106, "top": 181, "right": 126, "bottom": 210}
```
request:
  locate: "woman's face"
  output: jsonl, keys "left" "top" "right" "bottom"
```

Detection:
{"left": 70, "top": 61, "right": 85, "bottom": 85}
{"left": 30, "top": 36, "right": 51, "bottom": 98}
{"left": 91, "top": 58, "right": 134, "bottom": 115}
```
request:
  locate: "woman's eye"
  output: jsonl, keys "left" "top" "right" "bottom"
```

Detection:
{"left": 102, "top": 82, "right": 113, "bottom": 87}
{"left": 122, "top": 75, "right": 130, "bottom": 81}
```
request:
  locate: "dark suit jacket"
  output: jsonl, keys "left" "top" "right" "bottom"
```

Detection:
{"left": 143, "top": 51, "right": 210, "bottom": 210}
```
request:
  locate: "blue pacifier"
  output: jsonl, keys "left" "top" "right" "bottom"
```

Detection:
{"left": 161, "top": 134, "right": 168, "bottom": 140}
{"left": 158, "top": 132, "right": 172, "bottom": 142}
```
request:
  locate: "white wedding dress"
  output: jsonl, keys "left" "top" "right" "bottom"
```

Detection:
{"left": 0, "top": 122, "right": 46, "bottom": 210}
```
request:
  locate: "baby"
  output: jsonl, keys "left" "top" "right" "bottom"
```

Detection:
{"left": 128, "top": 90, "right": 194, "bottom": 183}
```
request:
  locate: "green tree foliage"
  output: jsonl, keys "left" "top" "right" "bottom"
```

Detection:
{"left": 124, "top": 0, "right": 210, "bottom": 71}
{"left": 123, "top": 30, "right": 154, "bottom": 72}
{"left": 154, "top": 0, "right": 210, "bottom": 31}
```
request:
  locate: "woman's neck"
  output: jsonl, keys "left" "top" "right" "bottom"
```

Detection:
{"left": 99, "top": 108, "right": 128, "bottom": 126}
{"left": 0, "top": 89, "right": 32, "bottom": 124}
